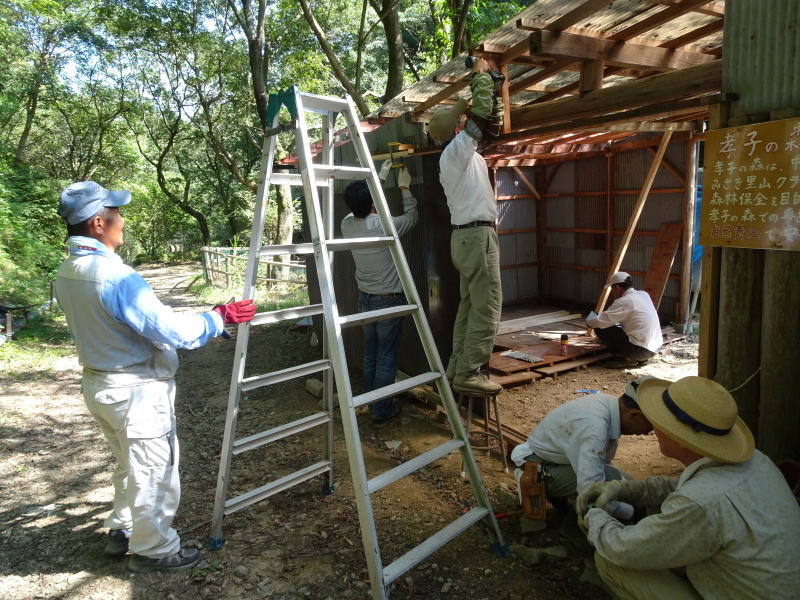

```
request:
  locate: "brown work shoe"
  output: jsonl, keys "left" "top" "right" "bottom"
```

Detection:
{"left": 603, "top": 356, "right": 639, "bottom": 369}
{"left": 453, "top": 371, "right": 502, "bottom": 394}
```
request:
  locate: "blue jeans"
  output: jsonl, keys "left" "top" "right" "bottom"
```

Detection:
{"left": 358, "top": 291, "right": 405, "bottom": 420}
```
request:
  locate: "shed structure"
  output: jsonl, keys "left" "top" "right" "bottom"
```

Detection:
{"left": 308, "top": 0, "right": 725, "bottom": 378}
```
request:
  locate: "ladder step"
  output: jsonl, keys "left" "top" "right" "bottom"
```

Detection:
{"left": 233, "top": 412, "right": 332, "bottom": 455}
{"left": 259, "top": 243, "right": 314, "bottom": 257}
{"left": 382, "top": 506, "right": 490, "bottom": 586}
{"left": 298, "top": 92, "right": 350, "bottom": 113}
{"left": 251, "top": 304, "right": 323, "bottom": 326}
{"left": 312, "top": 164, "right": 373, "bottom": 181}
{"left": 241, "top": 359, "right": 331, "bottom": 392}
{"left": 367, "top": 439, "right": 464, "bottom": 495}
{"left": 269, "top": 172, "right": 333, "bottom": 187}
{"left": 338, "top": 304, "right": 418, "bottom": 329}
{"left": 326, "top": 237, "right": 395, "bottom": 252}
{"left": 353, "top": 371, "right": 441, "bottom": 409}
{"left": 223, "top": 460, "right": 332, "bottom": 515}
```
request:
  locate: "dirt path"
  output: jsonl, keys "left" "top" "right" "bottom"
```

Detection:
{"left": 0, "top": 263, "right": 699, "bottom": 600}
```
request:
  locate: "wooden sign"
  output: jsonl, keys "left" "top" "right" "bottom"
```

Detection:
{"left": 700, "top": 117, "right": 800, "bottom": 251}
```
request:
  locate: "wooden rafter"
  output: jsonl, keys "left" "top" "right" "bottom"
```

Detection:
{"left": 530, "top": 31, "right": 716, "bottom": 72}
{"left": 607, "top": 0, "right": 715, "bottom": 41}
{"left": 660, "top": 17, "right": 724, "bottom": 48}
{"left": 544, "top": 0, "right": 620, "bottom": 32}
{"left": 511, "top": 60, "right": 721, "bottom": 132}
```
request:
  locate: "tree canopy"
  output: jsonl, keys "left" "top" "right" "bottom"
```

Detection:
{"left": 0, "top": 0, "right": 529, "bottom": 304}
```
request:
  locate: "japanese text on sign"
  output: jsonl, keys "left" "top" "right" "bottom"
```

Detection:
{"left": 700, "top": 117, "right": 800, "bottom": 251}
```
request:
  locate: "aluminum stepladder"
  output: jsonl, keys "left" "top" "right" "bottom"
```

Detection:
{"left": 209, "top": 86, "right": 507, "bottom": 599}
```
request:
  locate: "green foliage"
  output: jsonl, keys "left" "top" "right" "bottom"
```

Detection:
{"left": 0, "top": 158, "right": 65, "bottom": 306}
{"left": 0, "top": 311, "right": 75, "bottom": 381}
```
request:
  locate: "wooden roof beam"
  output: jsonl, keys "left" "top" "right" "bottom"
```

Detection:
{"left": 410, "top": 80, "right": 470, "bottom": 114}
{"left": 608, "top": 0, "right": 715, "bottom": 41}
{"left": 544, "top": 0, "right": 621, "bottom": 32}
{"left": 582, "top": 122, "right": 697, "bottom": 133}
{"left": 511, "top": 59, "right": 722, "bottom": 131}
{"left": 497, "top": 93, "right": 729, "bottom": 144}
{"left": 640, "top": 0, "right": 725, "bottom": 19}
{"left": 508, "top": 59, "right": 579, "bottom": 95}
{"left": 659, "top": 17, "right": 724, "bottom": 49}
{"left": 530, "top": 31, "right": 716, "bottom": 72}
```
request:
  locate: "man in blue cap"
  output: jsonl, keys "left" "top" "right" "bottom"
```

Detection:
{"left": 55, "top": 181, "right": 256, "bottom": 573}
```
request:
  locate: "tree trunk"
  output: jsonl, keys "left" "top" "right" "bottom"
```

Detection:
{"left": 272, "top": 141, "right": 294, "bottom": 288}
{"left": 378, "top": 0, "right": 404, "bottom": 103}
{"left": 13, "top": 79, "right": 41, "bottom": 169}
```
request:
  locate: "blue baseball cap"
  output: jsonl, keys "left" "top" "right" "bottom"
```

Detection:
{"left": 58, "top": 181, "right": 131, "bottom": 225}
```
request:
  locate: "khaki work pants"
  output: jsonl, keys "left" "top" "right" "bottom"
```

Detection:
{"left": 448, "top": 226, "right": 502, "bottom": 377}
{"left": 595, "top": 553, "right": 702, "bottom": 600}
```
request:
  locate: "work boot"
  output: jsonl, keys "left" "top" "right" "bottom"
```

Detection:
{"left": 603, "top": 356, "right": 639, "bottom": 369}
{"left": 129, "top": 548, "right": 202, "bottom": 573}
{"left": 105, "top": 529, "right": 130, "bottom": 556}
{"left": 453, "top": 371, "right": 502, "bottom": 394}
{"left": 372, "top": 401, "right": 402, "bottom": 429}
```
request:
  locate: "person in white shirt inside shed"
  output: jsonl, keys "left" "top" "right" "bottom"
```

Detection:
{"left": 586, "top": 271, "right": 662, "bottom": 369}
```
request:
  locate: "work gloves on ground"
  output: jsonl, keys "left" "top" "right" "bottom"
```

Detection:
{"left": 212, "top": 298, "right": 257, "bottom": 325}
{"left": 576, "top": 479, "right": 647, "bottom": 517}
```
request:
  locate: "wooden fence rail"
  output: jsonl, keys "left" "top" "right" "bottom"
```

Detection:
{"left": 200, "top": 246, "right": 307, "bottom": 288}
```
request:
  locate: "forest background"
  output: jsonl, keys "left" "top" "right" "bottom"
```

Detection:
{"left": 0, "top": 0, "right": 532, "bottom": 307}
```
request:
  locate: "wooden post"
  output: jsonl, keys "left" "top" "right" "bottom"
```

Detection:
{"left": 760, "top": 250, "right": 800, "bottom": 460}
{"left": 697, "top": 102, "right": 728, "bottom": 379}
{"left": 678, "top": 139, "right": 698, "bottom": 322}
{"left": 715, "top": 247, "right": 763, "bottom": 440}
{"left": 595, "top": 131, "right": 672, "bottom": 313}
{"left": 49, "top": 281, "right": 54, "bottom": 310}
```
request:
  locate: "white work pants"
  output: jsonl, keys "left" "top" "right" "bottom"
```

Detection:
{"left": 82, "top": 376, "right": 181, "bottom": 558}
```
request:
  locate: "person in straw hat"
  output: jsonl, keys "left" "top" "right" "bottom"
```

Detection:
{"left": 575, "top": 376, "right": 800, "bottom": 599}
{"left": 427, "top": 57, "right": 503, "bottom": 396}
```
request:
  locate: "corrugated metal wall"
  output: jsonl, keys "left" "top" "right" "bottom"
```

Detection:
{"left": 495, "top": 138, "right": 689, "bottom": 320}
{"left": 723, "top": 0, "right": 800, "bottom": 116}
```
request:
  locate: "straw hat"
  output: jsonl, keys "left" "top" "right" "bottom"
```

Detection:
{"left": 428, "top": 99, "right": 469, "bottom": 145}
{"left": 637, "top": 376, "right": 755, "bottom": 463}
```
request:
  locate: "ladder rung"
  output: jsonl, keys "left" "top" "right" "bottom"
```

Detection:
{"left": 299, "top": 92, "right": 349, "bottom": 113}
{"left": 312, "top": 165, "right": 373, "bottom": 180}
{"left": 251, "top": 304, "right": 323, "bottom": 326}
{"left": 353, "top": 371, "right": 441, "bottom": 409}
{"left": 241, "top": 359, "right": 331, "bottom": 392}
{"left": 338, "top": 304, "right": 418, "bottom": 329}
{"left": 223, "top": 461, "right": 332, "bottom": 515}
{"left": 382, "top": 507, "right": 490, "bottom": 586}
{"left": 367, "top": 439, "right": 464, "bottom": 495}
{"left": 326, "top": 237, "right": 395, "bottom": 252}
{"left": 233, "top": 412, "right": 332, "bottom": 455}
{"left": 269, "top": 172, "right": 331, "bottom": 187}
{"left": 259, "top": 243, "right": 314, "bottom": 257}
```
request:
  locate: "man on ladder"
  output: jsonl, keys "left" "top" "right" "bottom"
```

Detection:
{"left": 341, "top": 161, "right": 418, "bottom": 428}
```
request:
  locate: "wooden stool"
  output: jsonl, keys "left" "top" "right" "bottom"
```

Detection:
{"left": 455, "top": 390, "right": 509, "bottom": 476}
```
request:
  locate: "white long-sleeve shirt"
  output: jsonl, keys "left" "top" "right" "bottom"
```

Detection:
{"left": 438, "top": 129, "right": 497, "bottom": 226}
{"left": 586, "top": 288, "right": 662, "bottom": 352}
{"left": 340, "top": 189, "right": 418, "bottom": 294}
{"left": 511, "top": 394, "right": 632, "bottom": 517}
{"left": 585, "top": 451, "right": 800, "bottom": 600}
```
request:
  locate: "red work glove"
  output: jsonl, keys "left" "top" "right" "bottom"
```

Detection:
{"left": 212, "top": 298, "right": 256, "bottom": 324}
